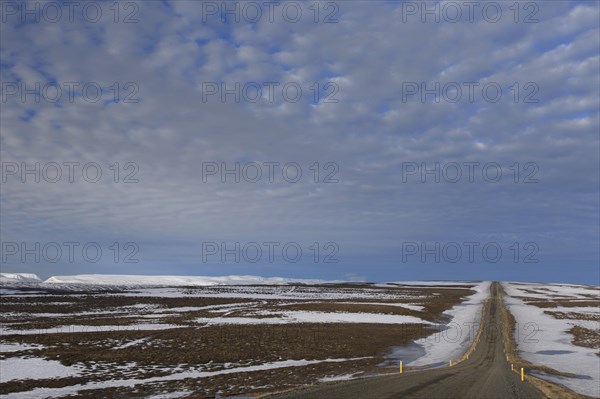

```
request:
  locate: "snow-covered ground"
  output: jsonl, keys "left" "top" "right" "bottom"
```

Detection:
{"left": 336, "top": 302, "right": 425, "bottom": 312}
{"left": 106, "top": 286, "right": 431, "bottom": 301}
{"left": 0, "top": 357, "right": 83, "bottom": 383}
{"left": 2, "top": 275, "right": 595, "bottom": 397}
{"left": 318, "top": 373, "right": 361, "bottom": 382}
{"left": 406, "top": 281, "right": 491, "bottom": 367}
{"left": 0, "top": 342, "right": 45, "bottom": 352}
{"left": 197, "top": 310, "right": 432, "bottom": 326}
{"left": 0, "top": 357, "right": 371, "bottom": 399}
{"left": 503, "top": 282, "right": 600, "bottom": 397}
{"left": 0, "top": 278, "right": 487, "bottom": 397}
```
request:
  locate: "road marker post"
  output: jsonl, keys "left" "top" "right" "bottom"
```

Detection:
{"left": 521, "top": 368, "right": 524, "bottom": 381}
{"left": 399, "top": 360, "right": 403, "bottom": 374}
{"left": 449, "top": 360, "right": 452, "bottom": 367}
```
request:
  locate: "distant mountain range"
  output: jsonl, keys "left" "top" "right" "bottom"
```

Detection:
{"left": 0, "top": 273, "right": 335, "bottom": 287}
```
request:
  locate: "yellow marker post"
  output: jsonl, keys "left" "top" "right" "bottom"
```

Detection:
{"left": 521, "top": 368, "right": 524, "bottom": 381}
{"left": 449, "top": 360, "right": 452, "bottom": 367}
{"left": 399, "top": 360, "right": 403, "bottom": 374}
{"left": 511, "top": 364, "right": 514, "bottom": 371}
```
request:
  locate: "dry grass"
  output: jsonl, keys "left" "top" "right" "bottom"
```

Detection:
{"left": 569, "top": 326, "right": 600, "bottom": 350}
{"left": 545, "top": 311, "right": 600, "bottom": 322}
{"left": 1, "top": 284, "right": 476, "bottom": 397}
{"left": 525, "top": 300, "right": 600, "bottom": 308}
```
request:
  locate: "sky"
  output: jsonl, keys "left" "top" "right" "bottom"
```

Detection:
{"left": 1, "top": 0, "right": 599, "bottom": 285}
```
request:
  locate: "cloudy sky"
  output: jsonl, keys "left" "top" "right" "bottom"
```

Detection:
{"left": 1, "top": 0, "right": 598, "bottom": 284}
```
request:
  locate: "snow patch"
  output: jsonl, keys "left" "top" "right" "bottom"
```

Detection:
{"left": 197, "top": 310, "right": 430, "bottom": 325}
{"left": 407, "top": 281, "right": 491, "bottom": 367}
{"left": 0, "top": 357, "right": 82, "bottom": 382}
{"left": 318, "top": 373, "right": 360, "bottom": 382}
{"left": 1, "top": 357, "right": 371, "bottom": 399}
{"left": 0, "top": 342, "right": 45, "bottom": 353}
{"left": 503, "top": 282, "right": 600, "bottom": 397}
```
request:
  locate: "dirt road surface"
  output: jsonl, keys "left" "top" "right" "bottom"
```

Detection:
{"left": 271, "top": 282, "right": 545, "bottom": 399}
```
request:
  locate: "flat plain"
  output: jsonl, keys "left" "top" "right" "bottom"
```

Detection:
{"left": 1, "top": 279, "right": 598, "bottom": 398}
{"left": 1, "top": 281, "right": 479, "bottom": 398}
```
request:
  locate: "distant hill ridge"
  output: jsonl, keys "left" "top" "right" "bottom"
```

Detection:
{"left": 5, "top": 273, "right": 336, "bottom": 287}
{"left": 0, "top": 273, "right": 42, "bottom": 283}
